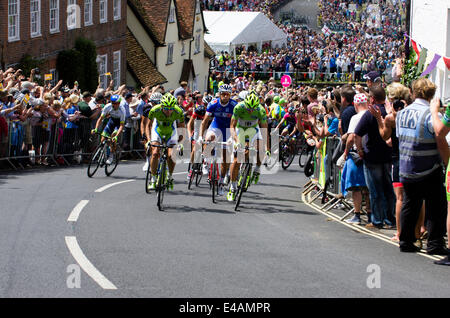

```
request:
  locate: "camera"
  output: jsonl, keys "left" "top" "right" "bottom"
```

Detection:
{"left": 392, "top": 99, "right": 404, "bottom": 111}
{"left": 34, "top": 68, "right": 40, "bottom": 75}
{"left": 316, "top": 114, "right": 324, "bottom": 123}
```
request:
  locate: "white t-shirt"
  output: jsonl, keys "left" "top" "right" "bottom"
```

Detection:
{"left": 347, "top": 110, "right": 367, "bottom": 134}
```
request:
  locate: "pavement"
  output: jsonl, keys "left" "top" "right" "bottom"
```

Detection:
{"left": 0, "top": 159, "right": 449, "bottom": 298}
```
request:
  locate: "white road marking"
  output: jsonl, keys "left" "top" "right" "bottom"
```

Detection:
{"left": 65, "top": 236, "right": 117, "bottom": 290}
{"left": 302, "top": 192, "right": 442, "bottom": 262}
{"left": 68, "top": 200, "right": 89, "bottom": 222}
{"left": 95, "top": 180, "right": 135, "bottom": 193}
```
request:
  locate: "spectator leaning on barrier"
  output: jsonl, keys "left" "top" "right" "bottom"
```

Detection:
{"left": 354, "top": 84, "right": 396, "bottom": 229}
{"left": 338, "top": 85, "right": 357, "bottom": 135}
{"left": 342, "top": 93, "right": 370, "bottom": 224}
{"left": 396, "top": 78, "right": 448, "bottom": 255}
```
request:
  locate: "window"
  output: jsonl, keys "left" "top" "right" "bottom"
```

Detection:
{"left": 100, "top": 0, "right": 107, "bottom": 23}
{"left": 169, "top": 7, "right": 175, "bottom": 23}
{"left": 8, "top": 0, "right": 20, "bottom": 42}
{"left": 49, "top": 0, "right": 59, "bottom": 33}
{"left": 67, "top": 0, "right": 78, "bottom": 30}
{"left": 194, "top": 34, "right": 201, "bottom": 54}
{"left": 113, "top": 51, "right": 121, "bottom": 90}
{"left": 30, "top": 0, "right": 41, "bottom": 37}
{"left": 97, "top": 54, "right": 108, "bottom": 89}
{"left": 84, "top": 0, "right": 93, "bottom": 26}
{"left": 167, "top": 43, "right": 174, "bottom": 64}
{"left": 113, "top": 0, "right": 121, "bottom": 20}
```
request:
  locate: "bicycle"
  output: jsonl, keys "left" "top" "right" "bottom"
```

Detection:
{"left": 203, "top": 140, "right": 230, "bottom": 203}
{"left": 187, "top": 161, "right": 203, "bottom": 190}
{"left": 234, "top": 144, "right": 259, "bottom": 211}
{"left": 145, "top": 145, "right": 152, "bottom": 194}
{"left": 87, "top": 132, "right": 121, "bottom": 178}
{"left": 151, "top": 143, "right": 173, "bottom": 211}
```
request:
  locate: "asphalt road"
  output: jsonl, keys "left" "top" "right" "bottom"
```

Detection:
{"left": 0, "top": 160, "right": 449, "bottom": 298}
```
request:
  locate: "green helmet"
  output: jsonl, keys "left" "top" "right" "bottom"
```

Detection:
{"left": 160, "top": 93, "right": 178, "bottom": 110}
{"left": 273, "top": 96, "right": 280, "bottom": 104}
{"left": 244, "top": 93, "right": 260, "bottom": 109}
{"left": 279, "top": 98, "right": 287, "bottom": 106}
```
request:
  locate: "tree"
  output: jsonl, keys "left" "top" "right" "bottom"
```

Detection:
{"left": 56, "top": 37, "right": 99, "bottom": 92}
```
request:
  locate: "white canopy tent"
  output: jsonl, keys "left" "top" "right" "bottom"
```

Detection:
{"left": 203, "top": 11, "right": 287, "bottom": 55}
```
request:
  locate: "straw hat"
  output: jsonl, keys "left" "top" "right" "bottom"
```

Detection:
{"left": 69, "top": 94, "right": 80, "bottom": 104}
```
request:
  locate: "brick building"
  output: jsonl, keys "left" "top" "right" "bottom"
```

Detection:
{"left": 1, "top": 0, "right": 127, "bottom": 89}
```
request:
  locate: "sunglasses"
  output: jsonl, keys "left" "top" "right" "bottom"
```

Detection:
{"left": 162, "top": 107, "right": 174, "bottom": 111}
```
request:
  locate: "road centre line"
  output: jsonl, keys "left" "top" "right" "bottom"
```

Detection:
{"left": 68, "top": 200, "right": 89, "bottom": 222}
{"left": 65, "top": 236, "right": 117, "bottom": 290}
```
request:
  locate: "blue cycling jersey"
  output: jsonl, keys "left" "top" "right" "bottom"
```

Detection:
{"left": 206, "top": 98, "right": 237, "bottom": 130}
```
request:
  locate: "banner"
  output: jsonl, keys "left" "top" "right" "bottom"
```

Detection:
{"left": 318, "top": 138, "right": 327, "bottom": 188}
{"left": 421, "top": 53, "right": 441, "bottom": 77}
{"left": 44, "top": 74, "right": 53, "bottom": 81}
{"left": 443, "top": 57, "right": 450, "bottom": 71}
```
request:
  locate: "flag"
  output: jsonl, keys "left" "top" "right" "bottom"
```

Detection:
{"left": 322, "top": 25, "right": 332, "bottom": 37}
{"left": 416, "top": 48, "right": 427, "bottom": 76}
{"left": 421, "top": 53, "right": 442, "bottom": 77}
{"left": 411, "top": 39, "right": 420, "bottom": 65}
{"left": 443, "top": 56, "right": 450, "bottom": 71}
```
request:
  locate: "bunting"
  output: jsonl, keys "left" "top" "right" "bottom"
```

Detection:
{"left": 404, "top": 33, "right": 450, "bottom": 74}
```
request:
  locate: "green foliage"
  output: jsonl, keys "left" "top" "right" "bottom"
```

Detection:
{"left": 401, "top": 48, "right": 427, "bottom": 88}
{"left": 56, "top": 37, "right": 99, "bottom": 92}
{"left": 75, "top": 38, "right": 99, "bottom": 93}
{"left": 56, "top": 49, "right": 83, "bottom": 88}
{"left": 18, "top": 54, "right": 44, "bottom": 85}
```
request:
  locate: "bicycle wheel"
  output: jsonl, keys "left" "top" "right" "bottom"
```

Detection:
{"left": 87, "top": 144, "right": 104, "bottom": 178}
{"left": 304, "top": 151, "right": 315, "bottom": 177}
{"left": 157, "top": 159, "right": 166, "bottom": 211}
{"left": 281, "top": 149, "right": 295, "bottom": 170}
{"left": 145, "top": 159, "right": 152, "bottom": 194}
{"left": 105, "top": 146, "right": 121, "bottom": 176}
{"left": 188, "top": 164, "right": 196, "bottom": 190}
{"left": 195, "top": 164, "right": 203, "bottom": 187}
{"left": 298, "top": 146, "right": 308, "bottom": 168}
{"left": 211, "top": 163, "right": 217, "bottom": 203}
{"left": 235, "top": 163, "right": 250, "bottom": 211}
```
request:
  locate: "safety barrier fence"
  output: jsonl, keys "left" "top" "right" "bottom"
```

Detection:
{"left": 0, "top": 117, "right": 146, "bottom": 170}
{"left": 210, "top": 69, "right": 376, "bottom": 84}
{"left": 301, "top": 135, "right": 369, "bottom": 221}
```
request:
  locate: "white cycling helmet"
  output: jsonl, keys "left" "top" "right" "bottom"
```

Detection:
{"left": 238, "top": 90, "right": 249, "bottom": 101}
{"left": 149, "top": 92, "right": 163, "bottom": 104}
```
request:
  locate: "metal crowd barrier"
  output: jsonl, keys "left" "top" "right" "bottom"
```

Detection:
{"left": 302, "top": 136, "right": 356, "bottom": 217}
{"left": 0, "top": 116, "right": 146, "bottom": 170}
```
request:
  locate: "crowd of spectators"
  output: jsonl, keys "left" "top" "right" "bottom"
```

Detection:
{"left": 207, "top": 0, "right": 406, "bottom": 83}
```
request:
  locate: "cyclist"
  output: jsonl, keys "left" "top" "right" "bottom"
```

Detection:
{"left": 269, "top": 95, "right": 285, "bottom": 130}
{"left": 275, "top": 106, "right": 300, "bottom": 153}
{"left": 142, "top": 92, "right": 162, "bottom": 172}
{"left": 91, "top": 94, "right": 125, "bottom": 165}
{"left": 187, "top": 96, "right": 209, "bottom": 179}
{"left": 199, "top": 84, "right": 237, "bottom": 196}
{"left": 227, "top": 92, "right": 270, "bottom": 201}
{"left": 146, "top": 93, "right": 185, "bottom": 191}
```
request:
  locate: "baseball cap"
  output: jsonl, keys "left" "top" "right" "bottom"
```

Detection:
{"left": 354, "top": 93, "right": 368, "bottom": 104}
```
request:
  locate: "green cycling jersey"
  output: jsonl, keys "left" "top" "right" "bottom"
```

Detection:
{"left": 148, "top": 104, "right": 185, "bottom": 138}
{"left": 232, "top": 102, "right": 267, "bottom": 129}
